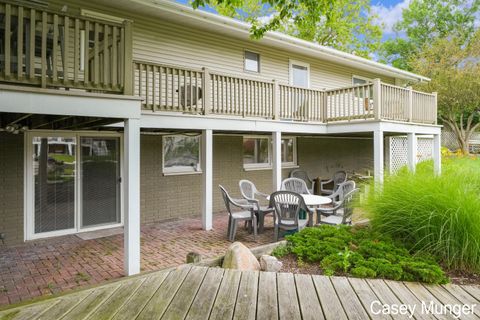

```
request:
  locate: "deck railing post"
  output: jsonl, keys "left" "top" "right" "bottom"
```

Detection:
{"left": 407, "top": 86, "right": 413, "bottom": 122}
{"left": 433, "top": 92, "right": 438, "bottom": 124}
{"left": 202, "top": 67, "right": 211, "bottom": 115}
{"left": 123, "top": 20, "right": 133, "bottom": 95}
{"left": 323, "top": 91, "right": 328, "bottom": 122}
{"left": 272, "top": 80, "right": 280, "bottom": 120}
{"left": 373, "top": 78, "right": 382, "bottom": 120}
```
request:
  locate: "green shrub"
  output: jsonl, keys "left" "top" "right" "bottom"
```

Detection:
{"left": 271, "top": 244, "right": 290, "bottom": 258}
{"left": 365, "top": 157, "right": 480, "bottom": 272}
{"left": 283, "top": 225, "right": 447, "bottom": 283}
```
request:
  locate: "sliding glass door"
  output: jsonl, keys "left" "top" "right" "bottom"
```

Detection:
{"left": 80, "top": 137, "right": 121, "bottom": 228}
{"left": 28, "top": 133, "right": 122, "bottom": 239}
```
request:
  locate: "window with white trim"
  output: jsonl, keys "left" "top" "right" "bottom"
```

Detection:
{"left": 290, "top": 60, "right": 310, "bottom": 88}
{"left": 244, "top": 51, "right": 260, "bottom": 73}
{"left": 243, "top": 136, "right": 270, "bottom": 169}
{"left": 243, "top": 136, "right": 297, "bottom": 169}
{"left": 352, "top": 75, "right": 371, "bottom": 86}
{"left": 352, "top": 75, "right": 373, "bottom": 101}
{"left": 163, "top": 135, "right": 201, "bottom": 174}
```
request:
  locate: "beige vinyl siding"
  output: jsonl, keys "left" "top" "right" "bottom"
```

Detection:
{"left": 50, "top": 0, "right": 395, "bottom": 91}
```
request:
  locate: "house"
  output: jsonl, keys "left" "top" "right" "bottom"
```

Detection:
{"left": 0, "top": 0, "right": 441, "bottom": 276}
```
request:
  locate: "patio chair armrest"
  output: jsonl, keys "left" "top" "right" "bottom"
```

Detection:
{"left": 320, "top": 179, "right": 333, "bottom": 189}
{"left": 230, "top": 197, "right": 255, "bottom": 210}
{"left": 246, "top": 198, "right": 261, "bottom": 211}
{"left": 255, "top": 191, "right": 270, "bottom": 199}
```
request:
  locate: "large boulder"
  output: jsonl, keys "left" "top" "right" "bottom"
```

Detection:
{"left": 259, "top": 255, "right": 283, "bottom": 272}
{"left": 222, "top": 242, "right": 260, "bottom": 271}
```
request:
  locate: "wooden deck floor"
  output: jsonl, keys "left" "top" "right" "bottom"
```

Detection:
{"left": 1, "top": 265, "right": 480, "bottom": 320}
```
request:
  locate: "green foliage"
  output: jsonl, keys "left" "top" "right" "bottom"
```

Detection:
{"left": 271, "top": 243, "right": 290, "bottom": 258}
{"left": 284, "top": 225, "right": 448, "bottom": 283}
{"left": 379, "top": 0, "right": 480, "bottom": 70}
{"left": 366, "top": 157, "right": 480, "bottom": 273}
{"left": 191, "top": 0, "right": 382, "bottom": 58}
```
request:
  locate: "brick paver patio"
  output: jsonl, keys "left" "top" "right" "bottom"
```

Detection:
{"left": 0, "top": 213, "right": 275, "bottom": 306}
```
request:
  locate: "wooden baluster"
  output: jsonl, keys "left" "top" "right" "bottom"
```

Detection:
{"left": 17, "top": 6, "right": 23, "bottom": 80}
{"left": 146, "top": 64, "right": 150, "bottom": 109}
{"left": 28, "top": 8, "right": 35, "bottom": 79}
{"left": 41, "top": 11, "right": 47, "bottom": 88}
{"left": 104, "top": 24, "right": 110, "bottom": 87}
{"left": 93, "top": 23, "right": 100, "bottom": 86}
{"left": 111, "top": 26, "right": 117, "bottom": 87}
{"left": 52, "top": 14, "right": 58, "bottom": 83}
{"left": 158, "top": 66, "right": 163, "bottom": 110}
{"left": 84, "top": 20, "right": 90, "bottom": 84}
{"left": 4, "top": 4, "right": 11, "bottom": 79}
{"left": 63, "top": 16, "right": 69, "bottom": 85}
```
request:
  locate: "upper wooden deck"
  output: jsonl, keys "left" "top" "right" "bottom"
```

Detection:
{"left": 1, "top": 265, "right": 479, "bottom": 319}
{"left": 0, "top": 1, "right": 437, "bottom": 126}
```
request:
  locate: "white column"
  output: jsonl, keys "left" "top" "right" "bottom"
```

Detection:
{"left": 124, "top": 118, "right": 141, "bottom": 276}
{"left": 201, "top": 129, "right": 213, "bottom": 230}
{"left": 272, "top": 131, "right": 282, "bottom": 191}
{"left": 407, "top": 132, "right": 417, "bottom": 172}
{"left": 373, "top": 130, "right": 384, "bottom": 184}
{"left": 433, "top": 133, "right": 441, "bottom": 175}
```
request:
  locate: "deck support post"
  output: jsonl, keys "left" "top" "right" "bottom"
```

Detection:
{"left": 407, "top": 132, "right": 417, "bottom": 172}
{"left": 433, "top": 133, "right": 441, "bottom": 175}
{"left": 272, "top": 131, "right": 282, "bottom": 191}
{"left": 124, "top": 118, "right": 141, "bottom": 276}
{"left": 373, "top": 130, "right": 384, "bottom": 185}
{"left": 201, "top": 129, "right": 213, "bottom": 230}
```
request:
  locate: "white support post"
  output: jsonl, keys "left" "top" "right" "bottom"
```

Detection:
{"left": 373, "top": 130, "right": 384, "bottom": 185}
{"left": 272, "top": 131, "right": 282, "bottom": 191}
{"left": 407, "top": 132, "right": 417, "bottom": 172}
{"left": 201, "top": 129, "right": 213, "bottom": 230}
{"left": 373, "top": 78, "right": 382, "bottom": 120}
{"left": 124, "top": 118, "right": 141, "bottom": 276}
{"left": 433, "top": 133, "right": 441, "bottom": 175}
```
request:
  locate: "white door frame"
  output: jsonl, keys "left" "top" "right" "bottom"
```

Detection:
{"left": 24, "top": 130, "right": 124, "bottom": 241}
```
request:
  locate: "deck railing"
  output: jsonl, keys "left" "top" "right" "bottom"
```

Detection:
{"left": 135, "top": 61, "right": 438, "bottom": 125}
{"left": 0, "top": 1, "right": 130, "bottom": 93}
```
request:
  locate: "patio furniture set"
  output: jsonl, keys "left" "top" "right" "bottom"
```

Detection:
{"left": 220, "top": 170, "right": 359, "bottom": 242}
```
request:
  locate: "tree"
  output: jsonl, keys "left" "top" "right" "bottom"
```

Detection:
{"left": 380, "top": 0, "right": 480, "bottom": 70}
{"left": 192, "top": 0, "right": 382, "bottom": 58}
{"left": 411, "top": 31, "right": 480, "bottom": 153}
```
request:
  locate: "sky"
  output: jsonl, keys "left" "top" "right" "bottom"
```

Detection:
{"left": 177, "top": 0, "right": 411, "bottom": 41}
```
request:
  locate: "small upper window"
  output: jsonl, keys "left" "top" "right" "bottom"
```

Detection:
{"left": 244, "top": 51, "right": 260, "bottom": 73}
{"left": 290, "top": 60, "right": 310, "bottom": 88}
{"left": 352, "top": 76, "right": 371, "bottom": 86}
{"left": 282, "top": 137, "right": 296, "bottom": 165}
{"left": 163, "top": 135, "right": 201, "bottom": 175}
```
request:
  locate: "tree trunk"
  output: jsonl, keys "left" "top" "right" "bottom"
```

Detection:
{"left": 442, "top": 115, "right": 480, "bottom": 154}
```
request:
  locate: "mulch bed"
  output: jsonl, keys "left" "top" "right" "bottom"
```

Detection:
{"left": 278, "top": 254, "right": 480, "bottom": 286}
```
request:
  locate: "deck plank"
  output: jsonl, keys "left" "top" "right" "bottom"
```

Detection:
{"left": 366, "top": 279, "right": 414, "bottom": 320}
{"left": 422, "top": 284, "right": 477, "bottom": 320}
{"left": 459, "top": 285, "right": 480, "bottom": 302}
{"left": 294, "top": 273, "right": 324, "bottom": 320}
{"left": 185, "top": 268, "right": 225, "bottom": 320}
{"left": 331, "top": 276, "right": 370, "bottom": 320}
{"left": 277, "top": 272, "right": 301, "bottom": 320}
{"left": 162, "top": 266, "right": 209, "bottom": 320}
{"left": 348, "top": 277, "right": 391, "bottom": 320}
{"left": 136, "top": 265, "right": 192, "bottom": 320}
{"left": 111, "top": 271, "right": 170, "bottom": 320}
{"left": 209, "top": 269, "right": 242, "bottom": 320}
{"left": 58, "top": 283, "right": 122, "bottom": 320}
{"left": 403, "top": 281, "right": 453, "bottom": 320}
{"left": 442, "top": 284, "right": 480, "bottom": 318}
{"left": 85, "top": 277, "right": 145, "bottom": 320}
{"left": 383, "top": 280, "right": 436, "bottom": 320}
{"left": 233, "top": 270, "right": 259, "bottom": 320}
{"left": 0, "top": 299, "right": 61, "bottom": 320}
{"left": 256, "top": 271, "right": 278, "bottom": 320}
{"left": 312, "top": 275, "right": 347, "bottom": 320}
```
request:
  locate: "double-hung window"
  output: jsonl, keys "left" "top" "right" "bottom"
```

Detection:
{"left": 243, "top": 136, "right": 297, "bottom": 170}
{"left": 244, "top": 51, "right": 260, "bottom": 73}
{"left": 163, "top": 135, "right": 201, "bottom": 175}
{"left": 290, "top": 60, "right": 310, "bottom": 88}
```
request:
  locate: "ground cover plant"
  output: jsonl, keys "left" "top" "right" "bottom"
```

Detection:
{"left": 272, "top": 225, "right": 448, "bottom": 284}
{"left": 366, "top": 157, "right": 480, "bottom": 273}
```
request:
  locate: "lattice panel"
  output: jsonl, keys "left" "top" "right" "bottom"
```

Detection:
{"left": 388, "top": 136, "right": 433, "bottom": 174}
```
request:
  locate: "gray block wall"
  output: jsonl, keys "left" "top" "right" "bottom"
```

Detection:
{"left": 0, "top": 133, "right": 24, "bottom": 246}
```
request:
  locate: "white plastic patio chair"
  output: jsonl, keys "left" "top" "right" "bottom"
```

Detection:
{"left": 320, "top": 170, "right": 347, "bottom": 195}
{"left": 281, "top": 177, "right": 311, "bottom": 195}
{"left": 317, "top": 181, "right": 358, "bottom": 225}
{"left": 239, "top": 180, "right": 274, "bottom": 233}
{"left": 289, "top": 169, "right": 315, "bottom": 194}
{"left": 269, "top": 191, "right": 311, "bottom": 241}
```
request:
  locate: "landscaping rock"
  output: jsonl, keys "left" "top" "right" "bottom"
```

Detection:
{"left": 260, "top": 255, "right": 283, "bottom": 272}
{"left": 222, "top": 242, "right": 260, "bottom": 271}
